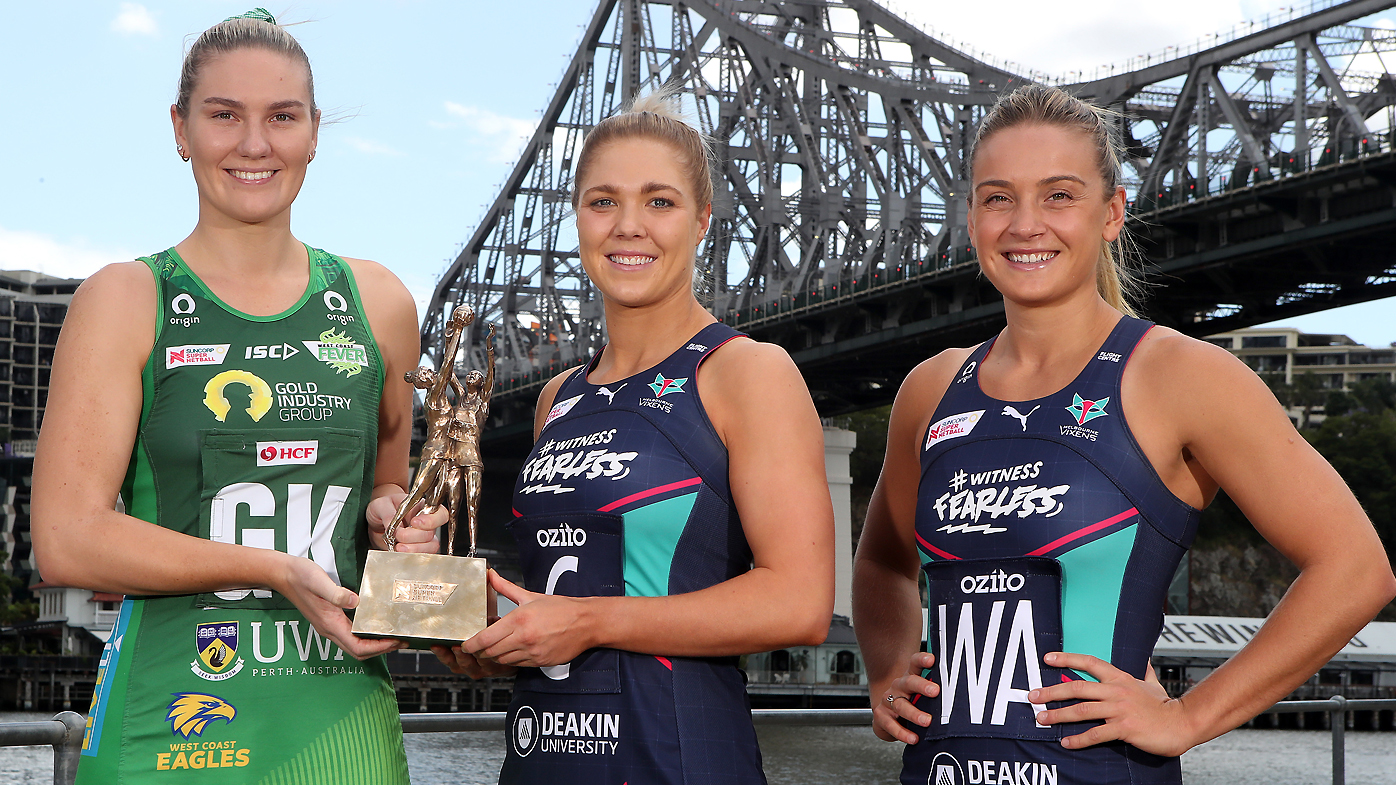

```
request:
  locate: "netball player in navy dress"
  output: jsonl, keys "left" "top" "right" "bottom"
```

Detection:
{"left": 434, "top": 90, "right": 835, "bottom": 784}
{"left": 853, "top": 84, "right": 1396, "bottom": 785}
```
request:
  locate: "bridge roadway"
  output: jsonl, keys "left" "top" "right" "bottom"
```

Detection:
{"left": 477, "top": 145, "right": 1396, "bottom": 457}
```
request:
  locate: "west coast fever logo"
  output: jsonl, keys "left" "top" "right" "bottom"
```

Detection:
{"left": 203, "top": 371, "right": 272, "bottom": 422}
{"left": 159, "top": 693, "right": 250, "bottom": 771}
{"left": 302, "top": 328, "right": 369, "bottom": 377}
{"left": 192, "top": 622, "right": 245, "bottom": 681}
{"left": 1066, "top": 393, "right": 1110, "bottom": 425}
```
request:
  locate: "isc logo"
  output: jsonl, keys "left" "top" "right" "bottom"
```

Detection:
{"left": 256, "top": 441, "right": 319, "bottom": 466}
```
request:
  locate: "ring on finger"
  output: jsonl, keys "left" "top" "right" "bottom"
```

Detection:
{"left": 886, "top": 694, "right": 898, "bottom": 703}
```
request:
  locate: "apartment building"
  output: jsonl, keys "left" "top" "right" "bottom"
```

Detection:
{"left": 1206, "top": 326, "right": 1396, "bottom": 390}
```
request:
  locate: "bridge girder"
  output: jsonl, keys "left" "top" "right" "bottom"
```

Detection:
{"left": 424, "top": 0, "right": 1396, "bottom": 444}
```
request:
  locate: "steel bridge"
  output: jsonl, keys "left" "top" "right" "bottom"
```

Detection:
{"left": 423, "top": 0, "right": 1396, "bottom": 450}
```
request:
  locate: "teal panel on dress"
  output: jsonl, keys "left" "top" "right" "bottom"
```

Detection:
{"left": 1057, "top": 524, "right": 1138, "bottom": 682}
{"left": 623, "top": 492, "right": 698, "bottom": 597}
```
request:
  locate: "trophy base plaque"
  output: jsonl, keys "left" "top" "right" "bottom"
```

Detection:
{"left": 352, "top": 551, "right": 489, "bottom": 649}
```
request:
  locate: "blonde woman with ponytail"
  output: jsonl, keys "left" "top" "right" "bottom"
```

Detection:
{"left": 434, "top": 89, "right": 835, "bottom": 784}
{"left": 853, "top": 84, "right": 1393, "bottom": 784}
{"left": 33, "top": 10, "right": 434, "bottom": 783}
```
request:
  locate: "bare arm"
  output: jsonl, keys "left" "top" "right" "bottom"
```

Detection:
{"left": 1033, "top": 334, "right": 1396, "bottom": 755}
{"left": 462, "top": 340, "right": 834, "bottom": 662}
{"left": 31, "top": 263, "right": 397, "bottom": 658}
{"left": 483, "top": 323, "right": 496, "bottom": 401}
{"left": 853, "top": 349, "right": 971, "bottom": 742}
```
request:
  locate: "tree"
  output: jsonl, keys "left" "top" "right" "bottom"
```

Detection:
{"left": 0, "top": 552, "right": 38, "bottom": 628}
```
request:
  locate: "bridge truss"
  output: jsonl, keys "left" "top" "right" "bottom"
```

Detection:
{"left": 425, "top": 0, "right": 1396, "bottom": 440}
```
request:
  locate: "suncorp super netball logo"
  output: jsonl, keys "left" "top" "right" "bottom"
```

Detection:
{"left": 924, "top": 410, "right": 985, "bottom": 450}
{"left": 255, "top": 441, "right": 319, "bottom": 467}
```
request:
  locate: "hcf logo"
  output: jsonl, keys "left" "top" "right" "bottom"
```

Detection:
{"left": 256, "top": 440, "right": 319, "bottom": 466}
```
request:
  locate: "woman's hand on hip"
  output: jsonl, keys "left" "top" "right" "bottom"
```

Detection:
{"left": 874, "top": 651, "right": 940, "bottom": 744}
{"left": 1029, "top": 652, "right": 1198, "bottom": 757}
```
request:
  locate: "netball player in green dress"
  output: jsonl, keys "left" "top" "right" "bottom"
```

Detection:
{"left": 32, "top": 11, "right": 439, "bottom": 784}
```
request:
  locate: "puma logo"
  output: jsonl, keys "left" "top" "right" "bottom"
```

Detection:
{"left": 1001, "top": 404, "right": 1039, "bottom": 431}
{"left": 596, "top": 383, "right": 626, "bottom": 404}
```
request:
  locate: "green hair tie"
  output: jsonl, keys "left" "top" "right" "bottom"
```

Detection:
{"left": 223, "top": 8, "right": 276, "bottom": 24}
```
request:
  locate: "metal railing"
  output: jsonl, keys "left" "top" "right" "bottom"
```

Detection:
{"left": 6, "top": 699, "right": 1393, "bottom": 785}
{"left": 0, "top": 711, "right": 84, "bottom": 785}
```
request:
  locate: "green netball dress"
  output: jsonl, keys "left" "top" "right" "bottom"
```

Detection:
{"left": 76, "top": 247, "right": 410, "bottom": 784}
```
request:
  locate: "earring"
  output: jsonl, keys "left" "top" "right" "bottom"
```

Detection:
{"left": 177, "top": 145, "right": 190, "bottom": 162}
{"left": 307, "top": 150, "right": 316, "bottom": 164}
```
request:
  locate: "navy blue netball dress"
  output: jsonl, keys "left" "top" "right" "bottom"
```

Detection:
{"left": 502, "top": 322, "right": 765, "bottom": 785}
{"left": 905, "top": 316, "right": 1199, "bottom": 785}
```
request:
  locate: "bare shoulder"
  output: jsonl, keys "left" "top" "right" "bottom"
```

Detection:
{"left": 892, "top": 345, "right": 978, "bottom": 424}
{"left": 533, "top": 366, "right": 586, "bottom": 438}
{"left": 340, "top": 256, "right": 416, "bottom": 320}
{"left": 1128, "top": 326, "right": 1257, "bottom": 394}
{"left": 699, "top": 336, "right": 798, "bottom": 386}
{"left": 66, "top": 261, "right": 157, "bottom": 336}
{"left": 74, "top": 260, "right": 156, "bottom": 304}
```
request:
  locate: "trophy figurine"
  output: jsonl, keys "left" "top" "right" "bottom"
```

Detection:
{"left": 353, "top": 305, "right": 495, "bottom": 647}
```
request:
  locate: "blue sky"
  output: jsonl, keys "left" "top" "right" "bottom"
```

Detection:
{"left": 0, "top": 0, "right": 1391, "bottom": 346}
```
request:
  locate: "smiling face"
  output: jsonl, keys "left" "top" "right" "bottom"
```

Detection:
{"left": 574, "top": 137, "right": 712, "bottom": 311}
{"left": 967, "top": 123, "right": 1126, "bottom": 311}
{"left": 172, "top": 47, "right": 318, "bottom": 226}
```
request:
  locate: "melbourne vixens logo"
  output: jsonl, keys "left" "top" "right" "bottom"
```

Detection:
{"left": 1066, "top": 394, "right": 1109, "bottom": 425}
{"left": 647, "top": 374, "right": 687, "bottom": 396}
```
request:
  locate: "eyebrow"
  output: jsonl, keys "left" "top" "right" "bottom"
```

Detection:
{"left": 202, "top": 97, "right": 306, "bottom": 112}
{"left": 583, "top": 182, "right": 682, "bottom": 196}
{"left": 974, "top": 174, "right": 1089, "bottom": 191}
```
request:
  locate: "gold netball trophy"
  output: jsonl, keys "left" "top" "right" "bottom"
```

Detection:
{"left": 353, "top": 305, "right": 494, "bottom": 647}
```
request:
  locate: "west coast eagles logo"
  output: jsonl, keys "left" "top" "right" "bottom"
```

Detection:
{"left": 191, "top": 621, "right": 245, "bottom": 681}
{"left": 166, "top": 693, "right": 236, "bottom": 739}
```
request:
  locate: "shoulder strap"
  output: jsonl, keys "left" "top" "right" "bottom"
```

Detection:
{"left": 1097, "top": 316, "right": 1155, "bottom": 391}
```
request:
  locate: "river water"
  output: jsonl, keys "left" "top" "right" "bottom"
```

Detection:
{"left": 1, "top": 711, "right": 1391, "bottom": 784}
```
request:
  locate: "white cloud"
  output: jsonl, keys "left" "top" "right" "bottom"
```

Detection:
{"left": 437, "top": 102, "right": 536, "bottom": 163}
{"left": 345, "top": 136, "right": 405, "bottom": 157}
{"left": 110, "top": 3, "right": 157, "bottom": 37}
{"left": 0, "top": 227, "right": 137, "bottom": 281}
